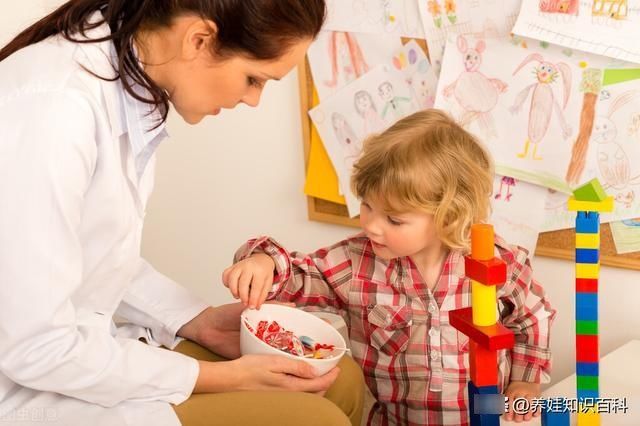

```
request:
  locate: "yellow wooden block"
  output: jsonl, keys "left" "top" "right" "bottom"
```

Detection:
{"left": 471, "top": 280, "right": 497, "bottom": 326}
{"left": 577, "top": 404, "right": 600, "bottom": 426}
{"left": 568, "top": 196, "right": 614, "bottom": 212}
{"left": 576, "top": 263, "right": 600, "bottom": 279}
{"left": 576, "top": 233, "right": 600, "bottom": 249}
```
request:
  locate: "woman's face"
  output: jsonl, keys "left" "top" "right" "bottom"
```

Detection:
{"left": 142, "top": 17, "right": 311, "bottom": 124}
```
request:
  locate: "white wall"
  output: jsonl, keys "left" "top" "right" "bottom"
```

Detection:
{"left": 5, "top": 1, "right": 640, "bottom": 391}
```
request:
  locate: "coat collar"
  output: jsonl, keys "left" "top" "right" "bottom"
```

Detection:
{"left": 72, "top": 13, "right": 167, "bottom": 158}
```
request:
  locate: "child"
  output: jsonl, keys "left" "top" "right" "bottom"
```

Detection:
{"left": 222, "top": 109, "right": 556, "bottom": 425}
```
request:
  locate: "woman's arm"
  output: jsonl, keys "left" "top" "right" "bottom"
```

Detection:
{"left": 193, "top": 355, "right": 339, "bottom": 394}
{"left": 0, "top": 92, "right": 198, "bottom": 407}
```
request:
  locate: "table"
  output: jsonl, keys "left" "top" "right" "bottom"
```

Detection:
{"left": 502, "top": 339, "right": 640, "bottom": 425}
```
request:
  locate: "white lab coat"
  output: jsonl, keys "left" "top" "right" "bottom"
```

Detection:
{"left": 0, "top": 17, "right": 209, "bottom": 426}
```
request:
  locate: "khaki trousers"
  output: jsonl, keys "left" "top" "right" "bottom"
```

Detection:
{"left": 172, "top": 341, "right": 364, "bottom": 426}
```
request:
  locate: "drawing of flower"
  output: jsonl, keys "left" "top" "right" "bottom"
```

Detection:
{"left": 427, "top": 0, "right": 443, "bottom": 27}
{"left": 445, "top": 0, "right": 457, "bottom": 23}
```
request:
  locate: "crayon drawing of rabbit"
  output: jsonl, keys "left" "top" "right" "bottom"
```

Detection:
{"left": 592, "top": 91, "right": 640, "bottom": 208}
{"left": 443, "top": 35, "right": 507, "bottom": 138}
{"left": 510, "top": 53, "right": 572, "bottom": 160}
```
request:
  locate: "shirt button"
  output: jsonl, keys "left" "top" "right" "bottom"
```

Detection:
{"left": 428, "top": 304, "right": 437, "bottom": 314}
{"left": 430, "top": 351, "right": 440, "bottom": 361}
{"left": 429, "top": 328, "right": 438, "bottom": 337}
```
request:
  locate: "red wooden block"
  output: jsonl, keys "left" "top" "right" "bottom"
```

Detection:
{"left": 576, "top": 335, "right": 599, "bottom": 362}
{"left": 469, "top": 340, "right": 498, "bottom": 386}
{"left": 576, "top": 278, "right": 598, "bottom": 293}
{"left": 449, "top": 307, "right": 514, "bottom": 350}
{"left": 464, "top": 256, "right": 507, "bottom": 286}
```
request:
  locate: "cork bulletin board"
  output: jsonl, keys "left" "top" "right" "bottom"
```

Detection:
{"left": 297, "top": 39, "right": 640, "bottom": 271}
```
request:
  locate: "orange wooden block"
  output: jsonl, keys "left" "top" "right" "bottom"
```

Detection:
{"left": 471, "top": 224, "right": 495, "bottom": 261}
{"left": 465, "top": 256, "right": 507, "bottom": 286}
{"left": 469, "top": 340, "right": 498, "bottom": 386}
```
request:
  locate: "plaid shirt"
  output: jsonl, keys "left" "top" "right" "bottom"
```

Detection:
{"left": 235, "top": 233, "right": 556, "bottom": 426}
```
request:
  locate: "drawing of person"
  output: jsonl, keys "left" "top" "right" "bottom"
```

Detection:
{"left": 331, "top": 112, "right": 362, "bottom": 172}
{"left": 494, "top": 176, "right": 517, "bottom": 201}
{"left": 354, "top": 90, "right": 385, "bottom": 135}
{"left": 378, "top": 81, "right": 412, "bottom": 120}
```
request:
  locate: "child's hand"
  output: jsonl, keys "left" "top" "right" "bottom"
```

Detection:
{"left": 222, "top": 253, "right": 276, "bottom": 309}
{"left": 503, "top": 381, "right": 541, "bottom": 422}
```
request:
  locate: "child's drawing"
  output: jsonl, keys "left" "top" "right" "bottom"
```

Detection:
{"left": 418, "top": 0, "right": 522, "bottom": 75}
{"left": 610, "top": 218, "right": 640, "bottom": 253}
{"left": 565, "top": 68, "right": 603, "bottom": 186}
{"left": 543, "top": 81, "right": 640, "bottom": 231}
{"left": 443, "top": 35, "right": 507, "bottom": 138}
{"left": 436, "top": 36, "right": 610, "bottom": 192}
{"left": 332, "top": 112, "right": 363, "bottom": 172}
{"left": 592, "top": 0, "right": 628, "bottom": 19}
{"left": 354, "top": 90, "right": 386, "bottom": 135}
{"left": 307, "top": 31, "right": 403, "bottom": 101}
{"left": 309, "top": 65, "right": 419, "bottom": 216}
{"left": 324, "top": 32, "right": 369, "bottom": 90}
{"left": 539, "top": 0, "right": 579, "bottom": 14}
{"left": 510, "top": 54, "right": 573, "bottom": 160}
{"left": 426, "top": 0, "right": 459, "bottom": 28}
{"left": 490, "top": 175, "right": 548, "bottom": 255}
{"left": 324, "top": 0, "right": 425, "bottom": 38}
{"left": 378, "top": 82, "right": 414, "bottom": 120}
{"left": 392, "top": 40, "right": 438, "bottom": 109}
{"left": 494, "top": 176, "right": 517, "bottom": 201}
{"left": 592, "top": 90, "right": 640, "bottom": 207}
{"left": 513, "top": 0, "right": 640, "bottom": 63}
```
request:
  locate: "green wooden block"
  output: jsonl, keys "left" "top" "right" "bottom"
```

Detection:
{"left": 577, "top": 375, "right": 599, "bottom": 390}
{"left": 576, "top": 320, "right": 598, "bottom": 335}
{"left": 573, "top": 179, "right": 608, "bottom": 202}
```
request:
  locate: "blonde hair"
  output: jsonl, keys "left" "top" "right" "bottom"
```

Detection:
{"left": 351, "top": 109, "right": 494, "bottom": 251}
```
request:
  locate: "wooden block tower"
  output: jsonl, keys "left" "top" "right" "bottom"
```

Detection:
{"left": 567, "top": 178, "right": 613, "bottom": 426}
{"left": 450, "top": 224, "right": 514, "bottom": 426}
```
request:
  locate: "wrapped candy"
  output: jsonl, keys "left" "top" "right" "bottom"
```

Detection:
{"left": 248, "top": 320, "right": 337, "bottom": 359}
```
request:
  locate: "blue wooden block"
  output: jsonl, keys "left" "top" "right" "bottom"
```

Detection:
{"left": 468, "top": 381, "right": 501, "bottom": 426}
{"left": 541, "top": 398, "right": 570, "bottom": 426}
{"left": 576, "top": 212, "right": 600, "bottom": 234}
{"left": 576, "top": 248, "right": 599, "bottom": 264}
{"left": 577, "top": 388, "right": 599, "bottom": 401}
{"left": 575, "top": 293, "right": 598, "bottom": 321}
{"left": 577, "top": 362, "right": 599, "bottom": 376}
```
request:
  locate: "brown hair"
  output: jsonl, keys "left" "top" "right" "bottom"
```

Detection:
{"left": 0, "top": 0, "right": 326, "bottom": 125}
{"left": 351, "top": 109, "right": 494, "bottom": 251}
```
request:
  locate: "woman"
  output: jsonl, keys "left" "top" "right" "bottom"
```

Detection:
{"left": 0, "top": 1, "right": 364, "bottom": 425}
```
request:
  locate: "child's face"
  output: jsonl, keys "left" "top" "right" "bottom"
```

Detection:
{"left": 359, "top": 196, "right": 439, "bottom": 260}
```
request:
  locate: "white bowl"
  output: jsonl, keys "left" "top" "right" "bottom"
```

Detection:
{"left": 240, "top": 304, "right": 346, "bottom": 376}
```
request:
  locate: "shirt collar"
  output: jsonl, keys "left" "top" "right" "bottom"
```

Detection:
{"left": 75, "top": 13, "right": 168, "bottom": 172}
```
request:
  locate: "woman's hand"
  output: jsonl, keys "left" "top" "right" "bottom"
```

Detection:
{"left": 503, "top": 381, "right": 541, "bottom": 422}
{"left": 177, "top": 304, "right": 243, "bottom": 359}
{"left": 194, "top": 354, "right": 340, "bottom": 395}
{"left": 222, "top": 253, "right": 276, "bottom": 309}
{"left": 177, "top": 301, "right": 297, "bottom": 360}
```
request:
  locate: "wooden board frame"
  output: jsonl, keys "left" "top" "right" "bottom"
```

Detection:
{"left": 297, "top": 39, "right": 640, "bottom": 271}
